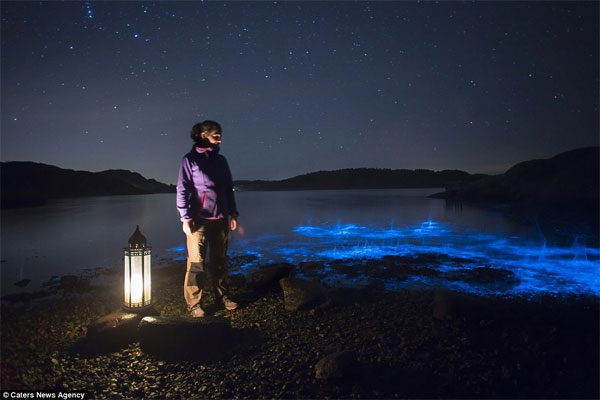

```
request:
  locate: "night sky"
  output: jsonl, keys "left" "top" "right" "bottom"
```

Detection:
{"left": 1, "top": 1, "right": 598, "bottom": 184}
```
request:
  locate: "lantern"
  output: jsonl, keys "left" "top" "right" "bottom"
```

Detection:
{"left": 123, "top": 225, "right": 152, "bottom": 309}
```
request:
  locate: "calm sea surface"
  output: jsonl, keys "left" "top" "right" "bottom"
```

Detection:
{"left": 1, "top": 190, "right": 598, "bottom": 296}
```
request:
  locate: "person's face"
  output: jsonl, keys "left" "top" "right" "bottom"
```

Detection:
{"left": 201, "top": 129, "right": 222, "bottom": 145}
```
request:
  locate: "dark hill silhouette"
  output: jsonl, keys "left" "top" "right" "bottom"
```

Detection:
{"left": 0, "top": 162, "right": 175, "bottom": 208}
{"left": 95, "top": 169, "right": 173, "bottom": 193}
{"left": 234, "top": 168, "right": 487, "bottom": 191}
{"left": 429, "top": 147, "right": 599, "bottom": 203}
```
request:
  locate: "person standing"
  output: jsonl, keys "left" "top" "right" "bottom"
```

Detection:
{"left": 176, "top": 120, "right": 239, "bottom": 317}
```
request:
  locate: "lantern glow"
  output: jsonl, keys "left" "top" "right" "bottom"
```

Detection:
{"left": 124, "top": 226, "right": 152, "bottom": 309}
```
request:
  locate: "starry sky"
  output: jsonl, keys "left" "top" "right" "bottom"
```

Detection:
{"left": 1, "top": 1, "right": 598, "bottom": 184}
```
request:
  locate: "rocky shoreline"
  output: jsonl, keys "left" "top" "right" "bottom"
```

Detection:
{"left": 1, "top": 259, "right": 598, "bottom": 399}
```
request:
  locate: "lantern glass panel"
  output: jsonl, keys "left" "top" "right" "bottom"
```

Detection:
{"left": 124, "top": 255, "right": 131, "bottom": 306}
{"left": 124, "top": 251, "right": 144, "bottom": 307}
{"left": 143, "top": 252, "right": 151, "bottom": 305}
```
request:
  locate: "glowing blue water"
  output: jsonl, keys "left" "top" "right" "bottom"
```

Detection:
{"left": 221, "top": 219, "right": 599, "bottom": 296}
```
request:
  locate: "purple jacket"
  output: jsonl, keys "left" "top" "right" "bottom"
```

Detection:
{"left": 176, "top": 146, "right": 238, "bottom": 221}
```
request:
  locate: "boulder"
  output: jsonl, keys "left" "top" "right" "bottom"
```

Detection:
{"left": 138, "top": 315, "right": 233, "bottom": 358}
{"left": 315, "top": 350, "right": 357, "bottom": 381}
{"left": 280, "top": 277, "right": 328, "bottom": 311}
{"left": 86, "top": 310, "right": 144, "bottom": 347}
{"left": 249, "top": 263, "right": 294, "bottom": 292}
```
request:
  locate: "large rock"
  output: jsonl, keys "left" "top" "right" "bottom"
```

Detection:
{"left": 86, "top": 311, "right": 145, "bottom": 347}
{"left": 138, "top": 315, "right": 233, "bottom": 358}
{"left": 249, "top": 263, "right": 294, "bottom": 292}
{"left": 315, "top": 351, "right": 357, "bottom": 381}
{"left": 280, "top": 277, "right": 328, "bottom": 311}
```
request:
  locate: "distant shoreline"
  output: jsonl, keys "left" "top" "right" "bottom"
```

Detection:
{"left": 3, "top": 146, "right": 598, "bottom": 208}
{"left": 233, "top": 186, "right": 445, "bottom": 192}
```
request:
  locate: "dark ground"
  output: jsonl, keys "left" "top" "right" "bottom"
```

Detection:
{"left": 1, "top": 260, "right": 598, "bottom": 399}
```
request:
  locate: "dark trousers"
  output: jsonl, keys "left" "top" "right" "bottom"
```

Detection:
{"left": 183, "top": 218, "right": 229, "bottom": 310}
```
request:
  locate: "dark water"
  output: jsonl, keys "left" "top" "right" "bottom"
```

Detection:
{"left": 1, "top": 190, "right": 598, "bottom": 296}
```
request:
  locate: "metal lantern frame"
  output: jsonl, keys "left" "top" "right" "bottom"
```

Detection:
{"left": 123, "top": 226, "right": 152, "bottom": 310}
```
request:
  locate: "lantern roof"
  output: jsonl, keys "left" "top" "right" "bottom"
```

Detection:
{"left": 128, "top": 225, "right": 147, "bottom": 247}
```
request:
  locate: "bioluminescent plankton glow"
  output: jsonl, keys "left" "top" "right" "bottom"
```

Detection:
{"left": 170, "top": 219, "right": 599, "bottom": 297}
{"left": 293, "top": 220, "right": 452, "bottom": 240}
{"left": 167, "top": 246, "right": 187, "bottom": 261}
{"left": 291, "top": 221, "right": 599, "bottom": 296}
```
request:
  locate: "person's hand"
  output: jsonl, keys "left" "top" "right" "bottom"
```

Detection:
{"left": 230, "top": 216, "right": 237, "bottom": 231}
{"left": 182, "top": 220, "right": 193, "bottom": 235}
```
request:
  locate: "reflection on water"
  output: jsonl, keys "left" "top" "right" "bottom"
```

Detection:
{"left": 1, "top": 190, "right": 598, "bottom": 296}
